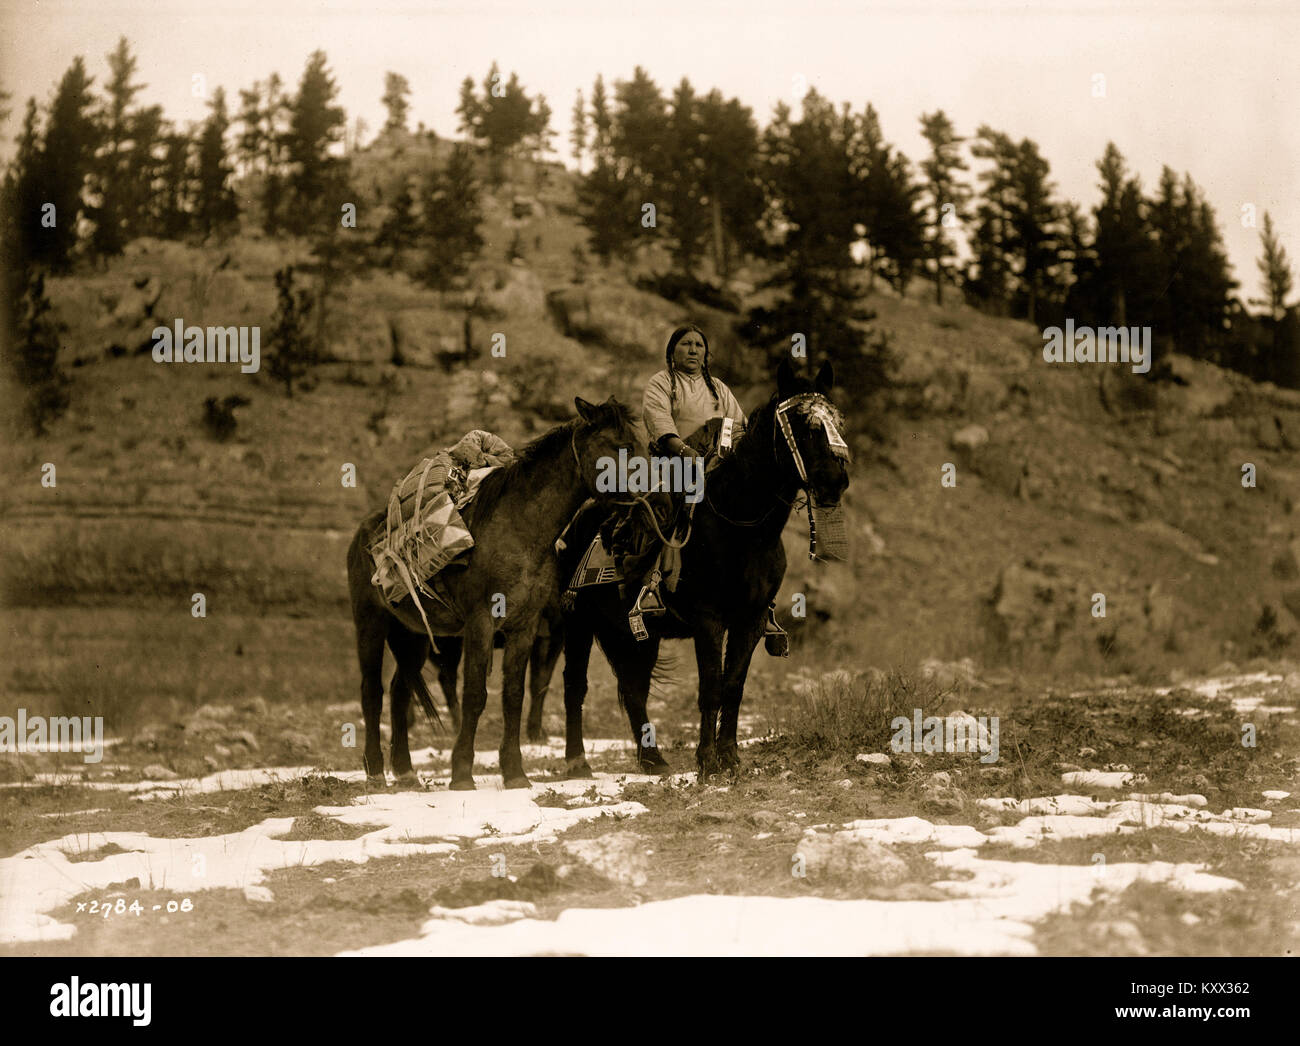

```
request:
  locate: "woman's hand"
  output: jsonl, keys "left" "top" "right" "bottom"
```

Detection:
{"left": 663, "top": 435, "right": 691, "bottom": 458}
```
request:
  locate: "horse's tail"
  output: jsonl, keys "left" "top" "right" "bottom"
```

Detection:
{"left": 402, "top": 661, "right": 443, "bottom": 730}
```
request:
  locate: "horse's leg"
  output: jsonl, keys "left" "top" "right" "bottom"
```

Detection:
{"left": 387, "top": 626, "right": 429, "bottom": 789}
{"left": 716, "top": 611, "right": 766, "bottom": 774}
{"left": 433, "top": 634, "right": 463, "bottom": 733}
{"left": 599, "top": 628, "right": 671, "bottom": 775}
{"left": 693, "top": 618, "right": 727, "bottom": 781}
{"left": 450, "top": 614, "right": 493, "bottom": 790}
{"left": 525, "top": 625, "right": 562, "bottom": 743}
{"left": 561, "top": 616, "right": 596, "bottom": 778}
{"left": 353, "top": 604, "right": 388, "bottom": 786}
{"left": 498, "top": 625, "right": 537, "bottom": 789}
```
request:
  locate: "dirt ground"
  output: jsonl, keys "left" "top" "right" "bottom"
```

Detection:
{"left": 2, "top": 659, "right": 1297, "bottom": 956}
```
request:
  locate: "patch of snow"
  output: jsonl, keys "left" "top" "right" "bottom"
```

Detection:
{"left": 0, "top": 771, "right": 646, "bottom": 946}
{"left": 855, "top": 753, "right": 892, "bottom": 766}
{"left": 37, "top": 808, "right": 112, "bottom": 819}
{"left": 340, "top": 855, "right": 1240, "bottom": 957}
{"left": 1061, "top": 770, "right": 1137, "bottom": 789}
{"left": 840, "top": 816, "right": 986, "bottom": 849}
{"left": 1128, "top": 793, "right": 1208, "bottom": 808}
{"left": 425, "top": 900, "right": 536, "bottom": 926}
{"left": 978, "top": 795, "right": 1108, "bottom": 817}
{"left": 0, "top": 766, "right": 326, "bottom": 798}
{"left": 409, "top": 737, "right": 636, "bottom": 769}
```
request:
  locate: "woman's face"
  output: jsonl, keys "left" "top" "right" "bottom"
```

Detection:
{"left": 672, "top": 330, "right": 706, "bottom": 376}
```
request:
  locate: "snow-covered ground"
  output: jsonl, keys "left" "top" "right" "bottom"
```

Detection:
{"left": 3, "top": 672, "right": 1297, "bottom": 954}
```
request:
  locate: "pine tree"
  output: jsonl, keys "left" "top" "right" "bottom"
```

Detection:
{"left": 870, "top": 149, "right": 926, "bottom": 294}
{"left": 745, "top": 90, "right": 879, "bottom": 383}
{"left": 661, "top": 78, "right": 708, "bottom": 275}
{"left": 1092, "top": 143, "right": 1152, "bottom": 326}
{"left": 1256, "top": 211, "right": 1292, "bottom": 321}
{"left": 37, "top": 57, "right": 99, "bottom": 270}
{"left": 1255, "top": 212, "right": 1297, "bottom": 387}
{"left": 374, "top": 181, "right": 418, "bottom": 263}
{"left": 589, "top": 75, "right": 612, "bottom": 161}
{"left": 1149, "top": 168, "right": 1236, "bottom": 361}
{"left": 578, "top": 159, "right": 634, "bottom": 265}
{"left": 127, "top": 104, "right": 165, "bottom": 234}
{"left": 457, "top": 64, "right": 550, "bottom": 182}
{"left": 9, "top": 270, "right": 72, "bottom": 433}
{"left": 89, "top": 37, "right": 145, "bottom": 259}
{"left": 1009, "top": 138, "right": 1060, "bottom": 325}
{"left": 612, "top": 67, "right": 668, "bottom": 207}
{"left": 531, "top": 94, "right": 555, "bottom": 160}
{"left": 919, "top": 110, "right": 971, "bottom": 305}
{"left": 968, "top": 125, "right": 1019, "bottom": 313}
{"left": 267, "top": 266, "right": 315, "bottom": 397}
{"left": 235, "top": 82, "right": 265, "bottom": 177}
{"left": 2, "top": 98, "right": 45, "bottom": 275}
{"left": 696, "top": 90, "right": 763, "bottom": 279}
{"left": 576, "top": 75, "right": 635, "bottom": 264}
{"left": 419, "top": 144, "right": 484, "bottom": 290}
{"left": 156, "top": 126, "right": 195, "bottom": 238}
{"left": 381, "top": 72, "right": 411, "bottom": 135}
{"left": 285, "top": 51, "right": 346, "bottom": 236}
{"left": 569, "top": 88, "right": 587, "bottom": 169}
{"left": 193, "top": 87, "right": 238, "bottom": 237}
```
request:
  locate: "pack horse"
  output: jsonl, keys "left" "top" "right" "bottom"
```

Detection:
{"left": 346, "top": 398, "right": 653, "bottom": 789}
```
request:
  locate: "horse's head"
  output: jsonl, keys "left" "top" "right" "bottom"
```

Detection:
{"left": 572, "top": 396, "right": 654, "bottom": 504}
{"left": 773, "top": 359, "right": 851, "bottom": 508}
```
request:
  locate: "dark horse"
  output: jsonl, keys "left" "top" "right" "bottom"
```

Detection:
{"left": 346, "top": 398, "right": 648, "bottom": 790}
{"left": 425, "top": 601, "right": 564, "bottom": 743}
{"left": 559, "top": 360, "right": 849, "bottom": 779}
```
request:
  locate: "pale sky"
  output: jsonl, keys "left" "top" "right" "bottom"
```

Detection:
{"left": 2, "top": 0, "right": 1295, "bottom": 301}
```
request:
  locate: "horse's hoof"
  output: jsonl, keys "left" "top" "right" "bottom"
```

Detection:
{"left": 526, "top": 729, "right": 547, "bottom": 744}
{"left": 638, "top": 752, "right": 673, "bottom": 776}
{"left": 696, "top": 749, "right": 723, "bottom": 781}
{"left": 503, "top": 775, "right": 532, "bottom": 790}
{"left": 394, "top": 772, "right": 421, "bottom": 791}
{"left": 718, "top": 747, "right": 741, "bottom": 773}
{"left": 449, "top": 778, "right": 476, "bottom": 791}
{"left": 366, "top": 773, "right": 388, "bottom": 788}
{"left": 565, "top": 759, "right": 594, "bottom": 779}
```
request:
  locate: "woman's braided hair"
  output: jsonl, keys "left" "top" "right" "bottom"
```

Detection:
{"left": 665, "top": 324, "right": 720, "bottom": 413}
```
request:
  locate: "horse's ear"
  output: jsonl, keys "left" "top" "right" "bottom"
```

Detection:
{"left": 776, "top": 357, "right": 796, "bottom": 398}
{"left": 574, "top": 397, "right": 597, "bottom": 421}
{"left": 815, "top": 360, "right": 835, "bottom": 394}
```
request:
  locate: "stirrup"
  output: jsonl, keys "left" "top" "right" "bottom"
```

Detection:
{"left": 628, "top": 571, "right": 664, "bottom": 642}
{"left": 763, "top": 602, "right": 789, "bottom": 657}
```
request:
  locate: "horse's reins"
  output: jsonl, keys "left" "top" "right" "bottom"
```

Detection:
{"left": 569, "top": 429, "right": 693, "bottom": 549}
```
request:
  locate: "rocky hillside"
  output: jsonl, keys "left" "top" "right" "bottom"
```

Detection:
{"left": 2, "top": 162, "right": 1299, "bottom": 687}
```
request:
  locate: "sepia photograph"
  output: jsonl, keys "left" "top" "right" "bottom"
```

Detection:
{"left": 0, "top": 0, "right": 1296, "bottom": 996}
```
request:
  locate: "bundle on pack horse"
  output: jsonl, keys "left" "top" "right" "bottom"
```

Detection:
{"left": 558, "top": 359, "right": 851, "bottom": 779}
{"left": 346, "top": 397, "right": 656, "bottom": 790}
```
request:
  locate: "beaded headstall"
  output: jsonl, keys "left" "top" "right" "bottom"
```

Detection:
{"left": 774, "top": 393, "right": 850, "bottom": 561}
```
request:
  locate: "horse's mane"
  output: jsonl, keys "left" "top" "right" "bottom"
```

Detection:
{"left": 706, "top": 389, "right": 781, "bottom": 486}
{"left": 469, "top": 399, "right": 636, "bottom": 518}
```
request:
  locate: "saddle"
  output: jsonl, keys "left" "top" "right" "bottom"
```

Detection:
{"left": 557, "top": 418, "right": 789, "bottom": 653}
